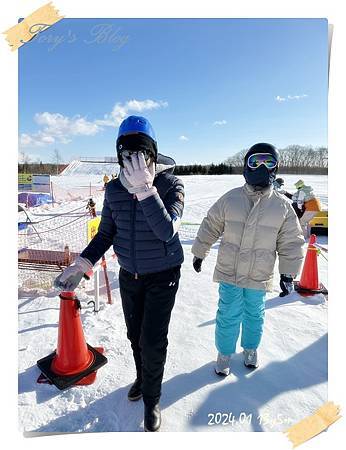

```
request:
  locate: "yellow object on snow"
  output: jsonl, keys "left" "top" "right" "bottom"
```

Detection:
{"left": 87, "top": 216, "right": 101, "bottom": 243}
{"left": 309, "top": 210, "right": 328, "bottom": 230}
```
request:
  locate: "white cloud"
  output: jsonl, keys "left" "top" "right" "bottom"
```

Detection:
{"left": 287, "top": 94, "right": 308, "bottom": 100}
{"left": 213, "top": 120, "right": 227, "bottom": 126}
{"left": 275, "top": 94, "right": 308, "bottom": 102}
{"left": 96, "top": 99, "right": 168, "bottom": 127}
{"left": 20, "top": 134, "right": 36, "bottom": 147}
{"left": 20, "top": 98, "right": 168, "bottom": 148}
{"left": 179, "top": 135, "right": 189, "bottom": 141}
{"left": 35, "top": 112, "right": 100, "bottom": 137}
{"left": 20, "top": 131, "right": 57, "bottom": 147}
{"left": 20, "top": 113, "right": 101, "bottom": 147}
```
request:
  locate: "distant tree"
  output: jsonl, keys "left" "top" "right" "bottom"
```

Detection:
{"left": 224, "top": 149, "right": 247, "bottom": 168}
{"left": 19, "top": 151, "right": 31, "bottom": 173}
{"left": 52, "top": 148, "right": 63, "bottom": 175}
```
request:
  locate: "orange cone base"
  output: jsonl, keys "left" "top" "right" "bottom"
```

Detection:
{"left": 37, "top": 344, "right": 107, "bottom": 390}
{"left": 74, "top": 347, "right": 105, "bottom": 386}
{"left": 37, "top": 364, "right": 99, "bottom": 386}
{"left": 294, "top": 281, "right": 328, "bottom": 297}
{"left": 37, "top": 347, "right": 105, "bottom": 386}
{"left": 51, "top": 348, "right": 95, "bottom": 376}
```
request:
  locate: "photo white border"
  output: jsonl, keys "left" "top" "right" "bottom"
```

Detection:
{"left": 1, "top": 0, "right": 345, "bottom": 448}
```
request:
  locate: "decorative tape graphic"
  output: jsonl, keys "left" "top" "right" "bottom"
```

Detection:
{"left": 284, "top": 401, "right": 341, "bottom": 447}
{"left": 3, "top": 2, "right": 64, "bottom": 51}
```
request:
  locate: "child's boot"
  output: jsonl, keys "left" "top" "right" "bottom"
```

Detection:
{"left": 214, "top": 352, "right": 231, "bottom": 376}
{"left": 243, "top": 349, "right": 259, "bottom": 368}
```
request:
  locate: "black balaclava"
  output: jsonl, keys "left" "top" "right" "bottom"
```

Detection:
{"left": 116, "top": 133, "right": 157, "bottom": 167}
{"left": 243, "top": 143, "right": 279, "bottom": 189}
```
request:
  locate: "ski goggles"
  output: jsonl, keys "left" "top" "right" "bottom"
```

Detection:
{"left": 121, "top": 148, "right": 153, "bottom": 162}
{"left": 247, "top": 153, "right": 278, "bottom": 170}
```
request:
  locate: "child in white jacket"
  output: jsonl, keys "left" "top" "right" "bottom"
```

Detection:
{"left": 192, "top": 143, "right": 304, "bottom": 376}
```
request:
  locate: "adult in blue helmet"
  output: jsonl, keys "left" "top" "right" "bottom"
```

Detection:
{"left": 55, "top": 115, "right": 184, "bottom": 432}
{"left": 192, "top": 143, "right": 305, "bottom": 376}
{"left": 116, "top": 115, "right": 158, "bottom": 167}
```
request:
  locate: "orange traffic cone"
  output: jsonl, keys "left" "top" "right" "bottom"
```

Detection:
{"left": 37, "top": 291, "right": 107, "bottom": 390}
{"left": 295, "top": 234, "right": 328, "bottom": 296}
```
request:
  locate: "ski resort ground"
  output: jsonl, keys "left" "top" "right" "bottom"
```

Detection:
{"left": 18, "top": 173, "right": 328, "bottom": 433}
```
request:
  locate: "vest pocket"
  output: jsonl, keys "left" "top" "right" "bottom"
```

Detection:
{"left": 216, "top": 242, "right": 238, "bottom": 275}
{"left": 250, "top": 249, "right": 276, "bottom": 281}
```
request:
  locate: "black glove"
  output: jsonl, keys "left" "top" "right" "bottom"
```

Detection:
{"left": 193, "top": 257, "right": 203, "bottom": 273}
{"left": 279, "top": 274, "right": 294, "bottom": 297}
{"left": 292, "top": 202, "right": 305, "bottom": 219}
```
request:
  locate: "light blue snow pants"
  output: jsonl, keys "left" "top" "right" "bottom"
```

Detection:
{"left": 215, "top": 282, "right": 266, "bottom": 355}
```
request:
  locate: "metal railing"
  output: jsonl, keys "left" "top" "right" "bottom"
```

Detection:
{"left": 79, "top": 156, "right": 118, "bottom": 163}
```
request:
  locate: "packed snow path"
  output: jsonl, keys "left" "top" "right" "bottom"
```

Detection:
{"left": 18, "top": 175, "right": 328, "bottom": 433}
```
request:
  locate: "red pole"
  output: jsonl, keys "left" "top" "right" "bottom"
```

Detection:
{"left": 50, "top": 180, "right": 55, "bottom": 207}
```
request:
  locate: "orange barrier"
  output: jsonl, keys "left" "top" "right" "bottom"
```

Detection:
{"left": 294, "top": 235, "right": 328, "bottom": 297}
{"left": 37, "top": 291, "right": 107, "bottom": 390}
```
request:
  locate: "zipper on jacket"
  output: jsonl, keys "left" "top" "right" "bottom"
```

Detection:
{"left": 131, "top": 194, "right": 138, "bottom": 279}
{"left": 235, "top": 196, "right": 261, "bottom": 285}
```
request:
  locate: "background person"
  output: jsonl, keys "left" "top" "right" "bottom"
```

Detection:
{"left": 273, "top": 177, "right": 285, "bottom": 192}
{"left": 274, "top": 177, "right": 306, "bottom": 219}
{"left": 273, "top": 177, "right": 293, "bottom": 200}
{"left": 103, "top": 174, "right": 110, "bottom": 189}
{"left": 292, "top": 179, "right": 322, "bottom": 238}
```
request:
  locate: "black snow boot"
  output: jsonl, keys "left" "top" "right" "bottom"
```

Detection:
{"left": 144, "top": 403, "right": 161, "bottom": 432}
{"left": 128, "top": 379, "right": 142, "bottom": 401}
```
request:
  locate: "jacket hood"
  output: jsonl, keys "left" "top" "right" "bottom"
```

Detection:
{"left": 155, "top": 153, "right": 176, "bottom": 176}
{"left": 301, "top": 185, "right": 313, "bottom": 195}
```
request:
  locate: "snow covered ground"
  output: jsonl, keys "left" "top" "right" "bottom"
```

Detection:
{"left": 18, "top": 174, "right": 328, "bottom": 433}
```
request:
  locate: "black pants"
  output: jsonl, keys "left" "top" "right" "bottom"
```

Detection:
{"left": 119, "top": 265, "right": 181, "bottom": 406}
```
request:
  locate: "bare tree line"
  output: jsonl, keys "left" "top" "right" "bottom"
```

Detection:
{"left": 19, "top": 145, "right": 328, "bottom": 176}
{"left": 225, "top": 145, "right": 328, "bottom": 174}
{"left": 19, "top": 149, "right": 64, "bottom": 174}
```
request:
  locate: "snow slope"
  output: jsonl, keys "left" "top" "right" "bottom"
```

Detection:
{"left": 60, "top": 160, "right": 120, "bottom": 176}
{"left": 18, "top": 175, "right": 328, "bottom": 433}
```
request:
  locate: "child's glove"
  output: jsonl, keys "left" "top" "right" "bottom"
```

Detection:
{"left": 193, "top": 256, "right": 203, "bottom": 273}
{"left": 54, "top": 256, "right": 93, "bottom": 291}
{"left": 279, "top": 274, "right": 294, "bottom": 297}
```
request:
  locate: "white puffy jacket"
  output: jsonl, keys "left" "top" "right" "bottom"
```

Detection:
{"left": 192, "top": 183, "right": 305, "bottom": 291}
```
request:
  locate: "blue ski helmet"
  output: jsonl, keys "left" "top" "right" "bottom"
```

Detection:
{"left": 116, "top": 116, "right": 158, "bottom": 166}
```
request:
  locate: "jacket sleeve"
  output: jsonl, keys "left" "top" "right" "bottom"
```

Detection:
{"left": 276, "top": 204, "right": 305, "bottom": 276}
{"left": 80, "top": 197, "right": 116, "bottom": 265}
{"left": 191, "top": 195, "right": 225, "bottom": 259}
{"left": 294, "top": 190, "right": 306, "bottom": 209}
{"left": 138, "top": 178, "right": 185, "bottom": 242}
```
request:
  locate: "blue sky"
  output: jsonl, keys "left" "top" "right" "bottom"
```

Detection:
{"left": 19, "top": 18, "right": 328, "bottom": 164}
